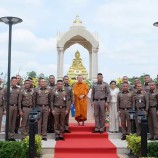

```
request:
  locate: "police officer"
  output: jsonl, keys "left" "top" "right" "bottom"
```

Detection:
{"left": 119, "top": 76, "right": 133, "bottom": 92}
{"left": 117, "top": 82, "right": 134, "bottom": 140}
{"left": 143, "top": 74, "right": 151, "bottom": 93}
{"left": 156, "top": 75, "right": 158, "bottom": 89}
{"left": 34, "top": 78, "right": 51, "bottom": 141}
{"left": 132, "top": 78, "right": 140, "bottom": 93}
{"left": 48, "top": 75, "right": 56, "bottom": 89}
{"left": 91, "top": 73, "right": 110, "bottom": 133}
{"left": 28, "top": 77, "right": 34, "bottom": 89}
{"left": 51, "top": 80, "right": 68, "bottom": 141}
{"left": 133, "top": 83, "right": 149, "bottom": 135}
{"left": 16, "top": 75, "right": 22, "bottom": 88}
{"left": 18, "top": 80, "right": 35, "bottom": 140}
{"left": 63, "top": 75, "right": 73, "bottom": 133}
{"left": 148, "top": 82, "right": 158, "bottom": 140}
{"left": 4, "top": 76, "right": 20, "bottom": 141}
{"left": 0, "top": 79, "right": 5, "bottom": 132}
{"left": 15, "top": 75, "right": 23, "bottom": 134}
{"left": 47, "top": 75, "right": 56, "bottom": 133}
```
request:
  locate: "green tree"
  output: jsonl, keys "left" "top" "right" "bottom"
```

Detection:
{"left": 27, "top": 71, "right": 37, "bottom": 78}
{"left": 128, "top": 73, "right": 150, "bottom": 85}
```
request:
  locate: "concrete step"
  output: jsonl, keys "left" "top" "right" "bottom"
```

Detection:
{"left": 0, "top": 132, "right": 122, "bottom": 139}
{"left": 0, "top": 137, "right": 129, "bottom": 155}
{"left": 42, "top": 139, "right": 129, "bottom": 155}
{"left": 0, "top": 131, "right": 151, "bottom": 140}
{"left": 42, "top": 154, "right": 129, "bottom": 158}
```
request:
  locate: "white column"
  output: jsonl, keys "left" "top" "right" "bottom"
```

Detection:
{"left": 89, "top": 51, "right": 92, "bottom": 80}
{"left": 92, "top": 48, "right": 98, "bottom": 81}
{"left": 57, "top": 47, "right": 64, "bottom": 79}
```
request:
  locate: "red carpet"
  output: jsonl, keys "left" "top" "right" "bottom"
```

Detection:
{"left": 54, "top": 124, "right": 119, "bottom": 158}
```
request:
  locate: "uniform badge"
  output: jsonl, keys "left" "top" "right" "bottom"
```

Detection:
{"left": 45, "top": 90, "right": 48, "bottom": 94}
{"left": 63, "top": 91, "right": 66, "bottom": 101}
{"left": 127, "top": 93, "right": 131, "bottom": 97}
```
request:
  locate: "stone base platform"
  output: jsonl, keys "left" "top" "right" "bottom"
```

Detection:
{"left": 0, "top": 131, "right": 129, "bottom": 158}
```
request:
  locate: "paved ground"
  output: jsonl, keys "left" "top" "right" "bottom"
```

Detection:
{"left": 42, "top": 154, "right": 129, "bottom": 158}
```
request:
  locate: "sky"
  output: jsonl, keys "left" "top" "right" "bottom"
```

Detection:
{"left": 0, "top": 0, "right": 158, "bottom": 82}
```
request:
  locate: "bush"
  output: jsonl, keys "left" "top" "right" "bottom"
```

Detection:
{"left": 126, "top": 134, "right": 158, "bottom": 158}
{"left": 0, "top": 135, "right": 42, "bottom": 158}
{"left": 148, "top": 142, "right": 158, "bottom": 157}
{"left": 23, "top": 135, "right": 42, "bottom": 157}
{"left": 0, "top": 141, "right": 23, "bottom": 158}
{"left": 126, "top": 134, "right": 141, "bottom": 157}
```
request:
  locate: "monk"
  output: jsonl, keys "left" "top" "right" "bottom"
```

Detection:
{"left": 73, "top": 75, "right": 89, "bottom": 126}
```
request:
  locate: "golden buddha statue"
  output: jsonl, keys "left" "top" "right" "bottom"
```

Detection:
{"left": 67, "top": 50, "right": 88, "bottom": 79}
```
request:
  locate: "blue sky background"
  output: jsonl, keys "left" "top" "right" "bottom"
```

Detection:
{"left": 0, "top": 0, "right": 158, "bottom": 82}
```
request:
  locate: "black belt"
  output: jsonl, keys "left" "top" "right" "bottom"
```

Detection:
{"left": 10, "top": 104, "right": 17, "bottom": 106}
{"left": 38, "top": 104, "right": 48, "bottom": 107}
{"left": 23, "top": 106, "right": 33, "bottom": 108}
{"left": 94, "top": 98, "right": 105, "bottom": 101}
{"left": 0, "top": 105, "right": 3, "bottom": 107}
{"left": 149, "top": 106, "right": 157, "bottom": 108}
{"left": 54, "top": 106, "right": 66, "bottom": 109}
{"left": 120, "top": 108, "right": 131, "bottom": 110}
{"left": 136, "top": 107, "right": 145, "bottom": 110}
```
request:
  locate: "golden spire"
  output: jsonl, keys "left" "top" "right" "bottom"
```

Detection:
{"left": 73, "top": 15, "right": 82, "bottom": 24}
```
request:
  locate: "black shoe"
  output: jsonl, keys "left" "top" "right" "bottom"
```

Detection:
{"left": 65, "top": 130, "right": 71, "bottom": 133}
{"left": 121, "top": 135, "right": 126, "bottom": 140}
{"left": 148, "top": 137, "right": 154, "bottom": 140}
{"left": 55, "top": 137, "right": 59, "bottom": 141}
{"left": 100, "top": 131, "right": 104, "bottom": 134}
{"left": 42, "top": 138, "right": 47, "bottom": 141}
{"left": 92, "top": 130, "right": 100, "bottom": 133}
{"left": 154, "top": 137, "right": 158, "bottom": 140}
{"left": 47, "top": 129, "right": 54, "bottom": 133}
{"left": 8, "top": 138, "right": 16, "bottom": 141}
{"left": 59, "top": 137, "right": 65, "bottom": 141}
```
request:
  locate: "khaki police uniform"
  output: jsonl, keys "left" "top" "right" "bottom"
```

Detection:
{"left": 119, "top": 83, "right": 133, "bottom": 92}
{"left": 4, "top": 86, "right": 20, "bottom": 139}
{"left": 117, "top": 91, "right": 134, "bottom": 136}
{"left": 51, "top": 88, "right": 68, "bottom": 139}
{"left": 148, "top": 90, "right": 158, "bottom": 139}
{"left": 0, "top": 87, "right": 5, "bottom": 132}
{"left": 131, "top": 85, "right": 137, "bottom": 93}
{"left": 15, "top": 84, "right": 23, "bottom": 134}
{"left": 133, "top": 91, "right": 149, "bottom": 135}
{"left": 91, "top": 81, "right": 110, "bottom": 132}
{"left": 18, "top": 88, "right": 35, "bottom": 139}
{"left": 64, "top": 84, "right": 73, "bottom": 131}
{"left": 47, "top": 84, "right": 56, "bottom": 133}
{"left": 34, "top": 87, "right": 51, "bottom": 139}
{"left": 143, "top": 83, "right": 150, "bottom": 93}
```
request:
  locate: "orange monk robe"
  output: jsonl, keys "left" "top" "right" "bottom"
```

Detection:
{"left": 73, "top": 82, "right": 89, "bottom": 122}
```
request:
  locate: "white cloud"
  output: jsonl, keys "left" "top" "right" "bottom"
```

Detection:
{"left": 92, "top": 0, "right": 158, "bottom": 81}
{"left": 0, "top": 28, "right": 57, "bottom": 79}
{"left": 0, "top": 8, "right": 8, "bottom": 16}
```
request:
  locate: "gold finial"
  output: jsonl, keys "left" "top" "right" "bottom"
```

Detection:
{"left": 75, "top": 50, "right": 80, "bottom": 59}
{"left": 73, "top": 15, "right": 82, "bottom": 24}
